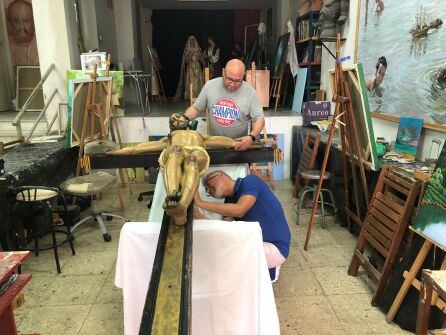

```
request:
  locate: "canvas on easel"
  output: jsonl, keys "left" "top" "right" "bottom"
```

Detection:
{"left": 67, "top": 76, "right": 112, "bottom": 148}
{"left": 304, "top": 35, "right": 372, "bottom": 250}
{"left": 329, "top": 63, "right": 380, "bottom": 170}
{"left": 270, "top": 33, "right": 290, "bottom": 111}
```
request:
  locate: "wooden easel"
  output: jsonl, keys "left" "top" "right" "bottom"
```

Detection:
{"left": 74, "top": 58, "right": 131, "bottom": 196}
{"left": 75, "top": 64, "right": 107, "bottom": 176}
{"left": 147, "top": 44, "right": 166, "bottom": 104}
{"left": 249, "top": 62, "right": 275, "bottom": 189}
{"left": 304, "top": 34, "right": 370, "bottom": 250}
{"left": 270, "top": 64, "right": 286, "bottom": 112}
{"left": 386, "top": 229, "right": 446, "bottom": 323}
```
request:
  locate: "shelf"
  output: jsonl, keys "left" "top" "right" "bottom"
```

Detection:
{"left": 296, "top": 36, "right": 319, "bottom": 44}
{"left": 296, "top": 11, "right": 320, "bottom": 20}
{"left": 299, "top": 62, "right": 321, "bottom": 67}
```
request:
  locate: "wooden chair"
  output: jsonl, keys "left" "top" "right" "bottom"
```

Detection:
{"left": 416, "top": 270, "right": 446, "bottom": 335}
{"left": 292, "top": 133, "right": 320, "bottom": 198}
{"left": 348, "top": 167, "right": 422, "bottom": 306}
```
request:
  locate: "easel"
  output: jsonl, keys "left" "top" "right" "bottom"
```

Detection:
{"left": 249, "top": 62, "right": 275, "bottom": 189}
{"left": 147, "top": 44, "right": 166, "bottom": 104}
{"left": 304, "top": 34, "right": 370, "bottom": 250}
{"left": 75, "top": 64, "right": 107, "bottom": 176}
{"left": 270, "top": 60, "right": 287, "bottom": 112}
{"left": 75, "top": 58, "right": 131, "bottom": 196}
{"left": 386, "top": 229, "right": 446, "bottom": 323}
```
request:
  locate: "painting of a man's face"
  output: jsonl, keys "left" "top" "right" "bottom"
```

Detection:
{"left": 7, "top": 0, "right": 35, "bottom": 44}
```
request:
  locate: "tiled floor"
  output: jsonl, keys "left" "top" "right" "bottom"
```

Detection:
{"left": 13, "top": 181, "right": 413, "bottom": 334}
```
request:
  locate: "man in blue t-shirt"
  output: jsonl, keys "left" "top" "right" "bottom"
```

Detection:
{"left": 194, "top": 171, "right": 291, "bottom": 280}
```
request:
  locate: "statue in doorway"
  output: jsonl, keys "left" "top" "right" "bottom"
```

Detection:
{"left": 315, "top": 0, "right": 350, "bottom": 39}
{"left": 109, "top": 113, "right": 237, "bottom": 225}
{"left": 174, "top": 36, "right": 205, "bottom": 101}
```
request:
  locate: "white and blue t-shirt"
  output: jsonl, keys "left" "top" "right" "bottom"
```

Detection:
{"left": 193, "top": 77, "right": 264, "bottom": 138}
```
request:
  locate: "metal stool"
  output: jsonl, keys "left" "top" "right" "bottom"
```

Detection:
{"left": 11, "top": 186, "right": 75, "bottom": 273}
{"left": 295, "top": 170, "right": 337, "bottom": 228}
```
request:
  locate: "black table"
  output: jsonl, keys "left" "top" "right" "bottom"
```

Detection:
{"left": 0, "top": 142, "right": 77, "bottom": 249}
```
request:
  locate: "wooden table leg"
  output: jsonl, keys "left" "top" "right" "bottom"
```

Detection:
{"left": 416, "top": 270, "right": 433, "bottom": 335}
{"left": 386, "top": 239, "right": 432, "bottom": 323}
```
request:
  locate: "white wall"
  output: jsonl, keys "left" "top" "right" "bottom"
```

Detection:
{"left": 114, "top": 0, "right": 137, "bottom": 68}
{"left": 95, "top": 0, "right": 119, "bottom": 61}
{"left": 320, "top": 0, "right": 446, "bottom": 161}
{"left": 64, "top": 0, "right": 81, "bottom": 69}
{"left": 138, "top": 4, "right": 152, "bottom": 72}
{"left": 33, "top": 0, "right": 74, "bottom": 131}
{"left": 79, "top": 0, "right": 98, "bottom": 51}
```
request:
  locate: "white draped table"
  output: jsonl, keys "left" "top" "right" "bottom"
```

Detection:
{"left": 115, "top": 164, "right": 280, "bottom": 334}
{"left": 115, "top": 221, "right": 280, "bottom": 335}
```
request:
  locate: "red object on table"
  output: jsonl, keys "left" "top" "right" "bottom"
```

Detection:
{"left": 0, "top": 251, "right": 32, "bottom": 335}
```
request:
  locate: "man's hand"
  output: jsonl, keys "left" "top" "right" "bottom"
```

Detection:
{"left": 194, "top": 191, "right": 203, "bottom": 206}
{"left": 193, "top": 204, "right": 208, "bottom": 220}
{"left": 234, "top": 136, "right": 253, "bottom": 151}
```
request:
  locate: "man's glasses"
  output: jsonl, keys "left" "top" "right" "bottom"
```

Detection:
{"left": 224, "top": 76, "right": 243, "bottom": 85}
{"left": 203, "top": 173, "right": 220, "bottom": 196}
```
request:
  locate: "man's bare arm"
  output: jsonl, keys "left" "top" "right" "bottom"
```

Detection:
{"left": 194, "top": 192, "right": 256, "bottom": 218}
{"left": 184, "top": 105, "right": 201, "bottom": 120}
{"left": 250, "top": 118, "right": 265, "bottom": 137}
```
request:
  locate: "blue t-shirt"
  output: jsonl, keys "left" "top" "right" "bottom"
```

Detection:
{"left": 226, "top": 174, "right": 291, "bottom": 260}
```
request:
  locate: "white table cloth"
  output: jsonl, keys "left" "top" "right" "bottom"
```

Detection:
{"left": 115, "top": 220, "right": 280, "bottom": 335}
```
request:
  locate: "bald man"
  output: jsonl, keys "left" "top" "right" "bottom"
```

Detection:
{"left": 180, "top": 59, "right": 265, "bottom": 151}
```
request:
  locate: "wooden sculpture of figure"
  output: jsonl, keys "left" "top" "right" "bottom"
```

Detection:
{"left": 110, "top": 113, "right": 237, "bottom": 225}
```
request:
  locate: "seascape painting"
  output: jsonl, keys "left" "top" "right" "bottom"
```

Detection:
{"left": 412, "top": 142, "right": 446, "bottom": 249}
{"left": 394, "top": 117, "right": 423, "bottom": 158}
{"left": 358, "top": 0, "right": 446, "bottom": 125}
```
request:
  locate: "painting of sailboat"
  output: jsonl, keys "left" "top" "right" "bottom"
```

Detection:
{"left": 358, "top": 0, "right": 446, "bottom": 126}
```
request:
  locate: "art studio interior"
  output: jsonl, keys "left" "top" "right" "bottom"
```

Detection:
{"left": 1, "top": 0, "right": 446, "bottom": 334}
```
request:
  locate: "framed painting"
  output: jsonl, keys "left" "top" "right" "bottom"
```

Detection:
{"left": 80, "top": 52, "right": 107, "bottom": 72}
{"left": 394, "top": 117, "right": 424, "bottom": 159}
{"left": 357, "top": 0, "right": 446, "bottom": 131}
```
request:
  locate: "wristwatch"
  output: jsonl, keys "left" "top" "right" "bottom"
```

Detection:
{"left": 248, "top": 134, "right": 256, "bottom": 142}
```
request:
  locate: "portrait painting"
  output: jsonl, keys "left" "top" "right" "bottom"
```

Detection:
{"left": 4, "top": 0, "right": 39, "bottom": 66}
